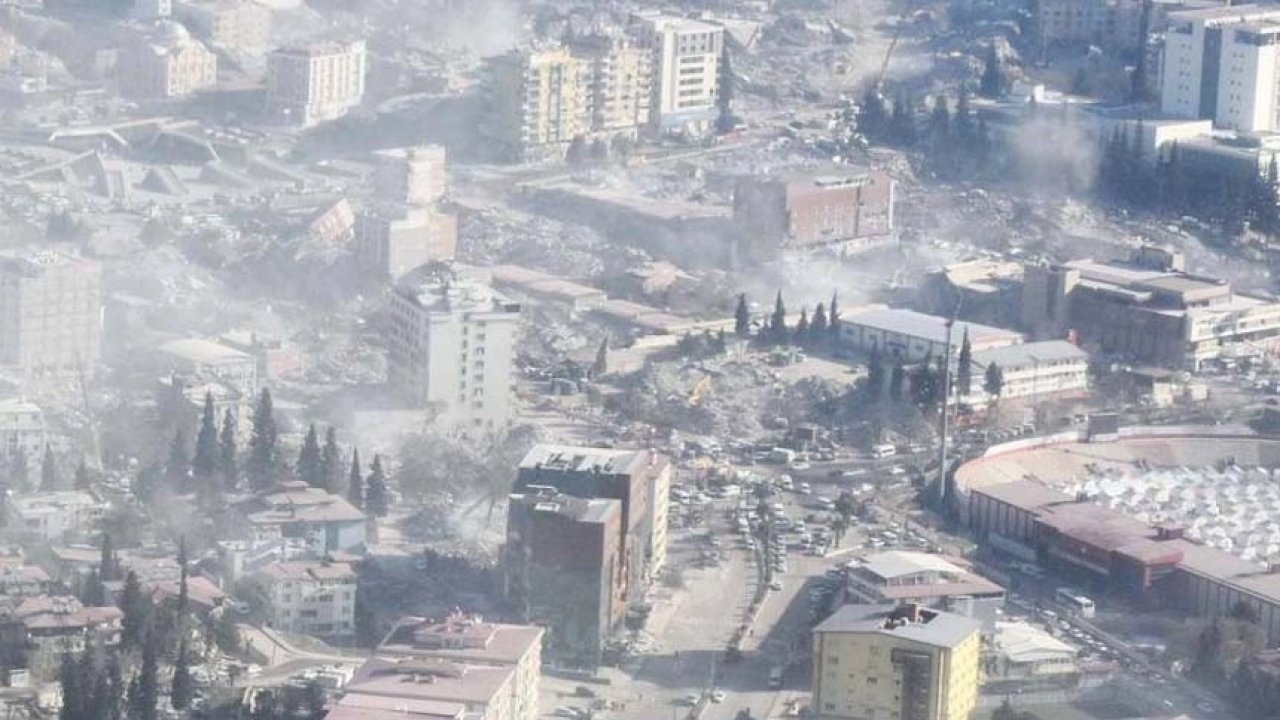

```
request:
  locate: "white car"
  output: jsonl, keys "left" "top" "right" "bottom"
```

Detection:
{"left": 797, "top": 482, "right": 812, "bottom": 494}
{"left": 710, "top": 690, "right": 726, "bottom": 704}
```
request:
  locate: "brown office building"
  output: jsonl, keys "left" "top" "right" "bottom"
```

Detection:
{"left": 733, "top": 167, "right": 895, "bottom": 255}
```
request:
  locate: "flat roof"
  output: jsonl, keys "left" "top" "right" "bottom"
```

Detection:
{"left": 379, "top": 614, "right": 543, "bottom": 667}
{"left": 842, "top": 305, "right": 1023, "bottom": 347}
{"left": 519, "top": 444, "right": 652, "bottom": 476}
{"left": 346, "top": 658, "right": 513, "bottom": 706}
{"left": 992, "top": 621, "right": 1077, "bottom": 663}
{"left": 509, "top": 491, "right": 621, "bottom": 524}
{"left": 860, "top": 551, "right": 963, "bottom": 580}
{"left": 814, "top": 604, "right": 980, "bottom": 648}
{"left": 971, "top": 340, "right": 1088, "bottom": 370}
{"left": 158, "top": 338, "right": 253, "bottom": 365}
{"left": 327, "top": 693, "right": 464, "bottom": 720}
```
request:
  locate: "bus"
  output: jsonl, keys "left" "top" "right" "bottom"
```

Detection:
{"left": 870, "top": 444, "right": 897, "bottom": 459}
{"left": 1055, "top": 587, "right": 1096, "bottom": 619}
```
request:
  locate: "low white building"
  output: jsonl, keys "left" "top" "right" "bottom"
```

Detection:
{"left": 252, "top": 560, "right": 357, "bottom": 637}
{"left": 157, "top": 337, "right": 258, "bottom": 396}
{"left": 6, "top": 492, "right": 106, "bottom": 542}
{"left": 961, "top": 340, "right": 1090, "bottom": 404}
{"left": 986, "top": 621, "right": 1078, "bottom": 678}
{"left": 836, "top": 305, "right": 1024, "bottom": 363}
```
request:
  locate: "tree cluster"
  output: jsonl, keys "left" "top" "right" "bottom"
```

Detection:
{"left": 858, "top": 92, "right": 993, "bottom": 179}
{"left": 1097, "top": 128, "right": 1280, "bottom": 236}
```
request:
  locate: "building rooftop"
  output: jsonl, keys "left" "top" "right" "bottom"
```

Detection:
{"left": 841, "top": 305, "right": 1024, "bottom": 348}
{"left": 519, "top": 444, "right": 654, "bottom": 476}
{"left": 240, "top": 483, "right": 366, "bottom": 526}
{"left": 858, "top": 551, "right": 964, "bottom": 580}
{"left": 8, "top": 492, "right": 104, "bottom": 516}
{"left": 509, "top": 489, "right": 621, "bottom": 524}
{"left": 394, "top": 275, "right": 520, "bottom": 316}
{"left": 971, "top": 340, "right": 1089, "bottom": 370}
{"left": 158, "top": 338, "right": 253, "bottom": 366}
{"left": 1169, "top": 3, "right": 1280, "bottom": 24}
{"left": 345, "top": 657, "right": 514, "bottom": 706}
{"left": 815, "top": 604, "right": 980, "bottom": 648}
{"left": 326, "top": 692, "right": 465, "bottom": 720}
{"left": 378, "top": 612, "right": 543, "bottom": 667}
{"left": 255, "top": 560, "right": 356, "bottom": 583}
{"left": 991, "top": 621, "right": 1077, "bottom": 664}
{"left": 939, "top": 260, "right": 1024, "bottom": 294}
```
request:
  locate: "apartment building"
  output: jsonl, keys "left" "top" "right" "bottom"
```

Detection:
{"left": 0, "top": 251, "right": 102, "bottom": 384}
{"left": 504, "top": 488, "right": 623, "bottom": 667}
{"left": 266, "top": 40, "right": 367, "bottom": 127}
{"left": 515, "top": 445, "right": 671, "bottom": 602}
{"left": 487, "top": 47, "right": 593, "bottom": 162}
{"left": 376, "top": 612, "right": 543, "bottom": 720}
{"left": 118, "top": 21, "right": 217, "bottom": 99}
{"left": 355, "top": 206, "right": 457, "bottom": 281}
{"left": 733, "top": 167, "right": 896, "bottom": 253}
{"left": 6, "top": 492, "right": 106, "bottom": 542}
{"left": 569, "top": 30, "right": 652, "bottom": 137}
{"left": 1036, "top": 0, "right": 1222, "bottom": 52}
{"left": 174, "top": 0, "right": 270, "bottom": 51}
{"left": 630, "top": 13, "right": 723, "bottom": 134}
{"left": 14, "top": 596, "right": 121, "bottom": 676}
{"left": 387, "top": 274, "right": 521, "bottom": 428}
{"left": 1160, "top": 4, "right": 1280, "bottom": 132}
{"left": 373, "top": 146, "right": 448, "bottom": 207}
{"left": 234, "top": 481, "right": 367, "bottom": 554}
{"left": 844, "top": 551, "right": 1007, "bottom": 624}
{"left": 0, "top": 399, "right": 45, "bottom": 463}
{"left": 253, "top": 560, "right": 356, "bottom": 637}
{"left": 813, "top": 604, "right": 982, "bottom": 720}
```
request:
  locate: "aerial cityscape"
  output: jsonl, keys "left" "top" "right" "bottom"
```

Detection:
{"left": 0, "top": 1, "right": 1279, "bottom": 720}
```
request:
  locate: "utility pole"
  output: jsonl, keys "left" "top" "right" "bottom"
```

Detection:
{"left": 936, "top": 305, "right": 960, "bottom": 515}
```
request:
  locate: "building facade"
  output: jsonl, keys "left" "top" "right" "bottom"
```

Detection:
{"left": 836, "top": 305, "right": 1024, "bottom": 364}
{"left": 569, "top": 31, "right": 653, "bottom": 137}
{"left": 174, "top": 0, "right": 271, "bottom": 51}
{"left": 503, "top": 489, "right": 623, "bottom": 667}
{"left": 6, "top": 492, "right": 106, "bottom": 542}
{"left": 253, "top": 560, "right": 357, "bottom": 637}
{"left": 118, "top": 21, "right": 217, "bottom": 99}
{"left": 844, "top": 551, "right": 1007, "bottom": 625}
{"left": 961, "top": 340, "right": 1090, "bottom": 404}
{"left": 373, "top": 146, "right": 448, "bottom": 207}
{"left": 734, "top": 168, "right": 896, "bottom": 254}
{"left": 0, "top": 251, "right": 102, "bottom": 385}
{"left": 486, "top": 47, "right": 592, "bottom": 162}
{"left": 515, "top": 445, "right": 671, "bottom": 602}
{"left": 630, "top": 14, "right": 723, "bottom": 134}
{"left": 0, "top": 399, "right": 46, "bottom": 463}
{"left": 1160, "top": 5, "right": 1280, "bottom": 132}
{"left": 266, "top": 40, "right": 367, "bottom": 127}
{"left": 387, "top": 274, "right": 521, "bottom": 428}
{"left": 355, "top": 206, "right": 457, "bottom": 280}
{"left": 235, "top": 482, "right": 367, "bottom": 555}
{"left": 813, "top": 604, "right": 982, "bottom": 720}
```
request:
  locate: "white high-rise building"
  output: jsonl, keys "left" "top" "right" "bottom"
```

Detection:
{"left": 387, "top": 273, "right": 521, "bottom": 428}
{"left": 630, "top": 13, "right": 723, "bottom": 134}
{"left": 0, "top": 252, "right": 102, "bottom": 384}
{"left": 1161, "top": 5, "right": 1280, "bottom": 132}
{"left": 372, "top": 146, "right": 447, "bottom": 207}
{"left": 266, "top": 39, "right": 366, "bottom": 127}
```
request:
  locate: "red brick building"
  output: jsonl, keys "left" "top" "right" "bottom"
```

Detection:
{"left": 733, "top": 167, "right": 895, "bottom": 253}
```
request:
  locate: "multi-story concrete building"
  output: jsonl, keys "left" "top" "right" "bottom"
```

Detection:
{"left": 0, "top": 251, "right": 102, "bottom": 384}
{"left": 355, "top": 206, "right": 457, "bottom": 281}
{"left": 1036, "top": 0, "right": 1223, "bottom": 53}
{"left": 813, "top": 604, "right": 982, "bottom": 720}
{"left": 6, "top": 492, "right": 106, "bottom": 542}
{"left": 376, "top": 612, "right": 543, "bottom": 720}
{"left": 960, "top": 340, "right": 1090, "bottom": 404}
{"left": 14, "top": 596, "right": 121, "bottom": 676}
{"left": 504, "top": 488, "right": 623, "bottom": 667}
{"left": 234, "top": 481, "right": 367, "bottom": 555}
{"left": 733, "top": 167, "right": 896, "bottom": 254}
{"left": 486, "top": 47, "right": 593, "bottom": 162}
{"left": 387, "top": 274, "right": 521, "bottom": 428}
{"left": 266, "top": 39, "right": 366, "bottom": 127}
{"left": 174, "top": 0, "right": 271, "bottom": 52}
{"left": 156, "top": 337, "right": 258, "bottom": 397}
{"left": 836, "top": 305, "right": 1024, "bottom": 364}
{"left": 0, "top": 399, "right": 46, "bottom": 463}
{"left": 1020, "top": 246, "right": 1280, "bottom": 369}
{"left": 569, "top": 30, "right": 652, "bottom": 138}
{"left": 118, "top": 21, "right": 217, "bottom": 99}
{"left": 373, "top": 146, "right": 448, "bottom": 207}
{"left": 253, "top": 560, "right": 356, "bottom": 637}
{"left": 844, "top": 552, "right": 1007, "bottom": 625}
{"left": 630, "top": 13, "right": 723, "bottom": 134}
{"left": 515, "top": 445, "right": 671, "bottom": 602}
{"left": 1160, "top": 4, "right": 1280, "bottom": 132}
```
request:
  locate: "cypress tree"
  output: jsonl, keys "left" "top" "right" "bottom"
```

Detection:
{"left": 770, "top": 291, "right": 787, "bottom": 345}
{"left": 957, "top": 328, "right": 973, "bottom": 396}
{"left": 119, "top": 571, "right": 147, "bottom": 650}
{"left": 320, "top": 427, "right": 341, "bottom": 494}
{"left": 11, "top": 449, "right": 27, "bottom": 492}
{"left": 980, "top": 44, "right": 1003, "bottom": 98}
{"left": 365, "top": 454, "right": 390, "bottom": 518}
{"left": 296, "top": 424, "right": 322, "bottom": 488}
{"left": 247, "top": 388, "right": 279, "bottom": 491}
{"left": 716, "top": 44, "right": 735, "bottom": 134}
{"left": 74, "top": 459, "right": 91, "bottom": 491}
{"left": 985, "top": 362, "right": 1005, "bottom": 397}
{"left": 170, "top": 638, "right": 192, "bottom": 711}
{"left": 828, "top": 292, "right": 841, "bottom": 341}
{"left": 59, "top": 652, "right": 82, "bottom": 720}
{"left": 99, "top": 657, "right": 123, "bottom": 720}
{"left": 40, "top": 445, "right": 58, "bottom": 491}
{"left": 889, "top": 359, "right": 905, "bottom": 402}
{"left": 793, "top": 308, "right": 810, "bottom": 346}
{"left": 347, "top": 449, "right": 364, "bottom": 509}
{"left": 81, "top": 568, "right": 105, "bottom": 607}
{"left": 166, "top": 429, "right": 189, "bottom": 492}
{"left": 591, "top": 337, "right": 609, "bottom": 378}
{"left": 135, "top": 633, "right": 158, "bottom": 720}
{"left": 734, "top": 294, "right": 750, "bottom": 336}
{"left": 192, "top": 391, "right": 218, "bottom": 479}
{"left": 100, "top": 532, "right": 117, "bottom": 582}
{"left": 218, "top": 407, "right": 238, "bottom": 488}
{"left": 810, "top": 302, "right": 828, "bottom": 343}
{"left": 866, "top": 346, "right": 885, "bottom": 400}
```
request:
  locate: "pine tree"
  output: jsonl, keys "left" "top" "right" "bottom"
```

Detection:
{"left": 347, "top": 449, "right": 364, "bottom": 509}
{"left": 297, "top": 424, "right": 322, "bottom": 488}
{"left": 591, "top": 337, "right": 609, "bottom": 378}
{"left": 176, "top": 539, "right": 189, "bottom": 621}
{"left": 734, "top": 294, "right": 750, "bottom": 336}
{"left": 192, "top": 391, "right": 219, "bottom": 479}
{"left": 889, "top": 359, "right": 905, "bottom": 401}
{"left": 320, "top": 427, "right": 341, "bottom": 494}
{"left": 247, "top": 389, "right": 279, "bottom": 491}
{"left": 365, "top": 454, "right": 390, "bottom": 518}
{"left": 170, "top": 638, "right": 192, "bottom": 711}
{"left": 218, "top": 407, "right": 237, "bottom": 488}
{"left": 166, "top": 429, "right": 189, "bottom": 492}
{"left": 716, "top": 44, "right": 735, "bottom": 134}
{"left": 984, "top": 362, "right": 1005, "bottom": 397}
{"left": 980, "top": 44, "right": 1003, "bottom": 98}
{"left": 100, "top": 532, "right": 118, "bottom": 582}
{"left": 120, "top": 571, "right": 147, "bottom": 650}
{"left": 957, "top": 328, "right": 973, "bottom": 397}
{"left": 769, "top": 291, "right": 787, "bottom": 345}
{"left": 793, "top": 308, "right": 810, "bottom": 346}
{"left": 75, "top": 459, "right": 91, "bottom": 491}
{"left": 40, "top": 445, "right": 58, "bottom": 491}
